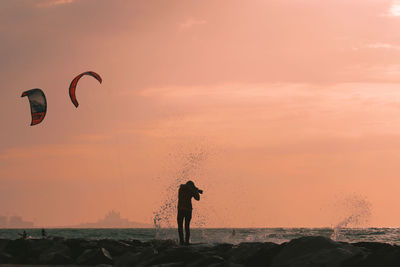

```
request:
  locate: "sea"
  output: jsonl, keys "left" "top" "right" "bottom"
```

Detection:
{"left": 1, "top": 228, "right": 400, "bottom": 245}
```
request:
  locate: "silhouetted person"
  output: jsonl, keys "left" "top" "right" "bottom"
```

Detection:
{"left": 177, "top": 180, "right": 203, "bottom": 245}
{"left": 41, "top": 229, "right": 47, "bottom": 239}
{"left": 18, "top": 230, "right": 27, "bottom": 239}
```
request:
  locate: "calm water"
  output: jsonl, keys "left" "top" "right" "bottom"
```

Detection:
{"left": 1, "top": 228, "right": 400, "bottom": 245}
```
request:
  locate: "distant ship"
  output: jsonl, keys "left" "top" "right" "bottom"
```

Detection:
{"left": 76, "top": 210, "right": 152, "bottom": 228}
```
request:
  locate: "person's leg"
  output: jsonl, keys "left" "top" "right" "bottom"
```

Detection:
{"left": 177, "top": 210, "right": 184, "bottom": 245}
{"left": 184, "top": 210, "right": 192, "bottom": 245}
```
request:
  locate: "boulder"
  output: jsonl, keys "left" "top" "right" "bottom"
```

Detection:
{"left": 4, "top": 239, "right": 29, "bottom": 263}
{"left": 98, "top": 239, "right": 133, "bottom": 256}
{"left": 64, "top": 238, "right": 95, "bottom": 259}
{"left": 149, "top": 262, "right": 185, "bottom": 267}
{"left": 147, "top": 246, "right": 203, "bottom": 266}
{"left": 114, "top": 251, "right": 143, "bottom": 267}
{"left": 210, "top": 243, "right": 234, "bottom": 259}
{"left": 114, "top": 247, "right": 164, "bottom": 267}
{"left": 76, "top": 248, "right": 113, "bottom": 266}
{"left": 228, "top": 242, "right": 280, "bottom": 267}
{"left": 150, "top": 239, "right": 177, "bottom": 252}
{"left": 271, "top": 236, "right": 365, "bottom": 267}
{"left": 0, "top": 239, "right": 9, "bottom": 251}
{"left": 27, "top": 238, "right": 55, "bottom": 259}
{"left": 38, "top": 242, "right": 73, "bottom": 265}
{"left": 186, "top": 255, "right": 225, "bottom": 267}
{"left": 342, "top": 242, "right": 400, "bottom": 267}
{"left": 0, "top": 251, "right": 13, "bottom": 263}
{"left": 126, "top": 239, "right": 145, "bottom": 247}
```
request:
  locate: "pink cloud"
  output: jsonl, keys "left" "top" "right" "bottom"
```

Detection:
{"left": 179, "top": 18, "right": 207, "bottom": 30}
{"left": 36, "top": 0, "right": 74, "bottom": 8}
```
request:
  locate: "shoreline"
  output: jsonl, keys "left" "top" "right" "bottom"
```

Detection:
{"left": 0, "top": 235, "right": 398, "bottom": 266}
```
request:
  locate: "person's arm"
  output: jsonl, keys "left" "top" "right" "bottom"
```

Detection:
{"left": 192, "top": 187, "right": 200, "bottom": 201}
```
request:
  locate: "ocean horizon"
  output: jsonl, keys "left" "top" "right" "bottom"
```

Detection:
{"left": 1, "top": 227, "right": 399, "bottom": 245}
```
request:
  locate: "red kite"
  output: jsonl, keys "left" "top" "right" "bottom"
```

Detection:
{"left": 69, "top": 71, "right": 102, "bottom": 108}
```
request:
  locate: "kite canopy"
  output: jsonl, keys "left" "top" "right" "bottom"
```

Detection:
{"left": 69, "top": 71, "right": 102, "bottom": 108}
{"left": 21, "top": 88, "right": 47, "bottom": 126}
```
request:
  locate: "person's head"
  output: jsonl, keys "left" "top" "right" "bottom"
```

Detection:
{"left": 186, "top": 180, "right": 195, "bottom": 187}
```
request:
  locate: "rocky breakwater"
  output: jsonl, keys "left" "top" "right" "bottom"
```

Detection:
{"left": 0, "top": 236, "right": 400, "bottom": 266}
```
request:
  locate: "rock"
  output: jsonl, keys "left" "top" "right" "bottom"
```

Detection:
{"left": 150, "top": 239, "right": 177, "bottom": 252}
{"left": 0, "top": 251, "right": 13, "bottom": 263}
{"left": 27, "top": 239, "right": 55, "bottom": 259}
{"left": 342, "top": 242, "right": 400, "bottom": 267}
{"left": 4, "top": 236, "right": 400, "bottom": 267}
{"left": 64, "top": 238, "right": 96, "bottom": 259}
{"left": 49, "top": 236, "right": 65, "bottom": 242}
{"left": 114, "top": 251, "right": 143, "bottom": 267}
{"left": 228, "top": 242, "right": 280, "bottom": 267}
{"left": 0, "top": 239, "right": 9, "bottom": 251}
{"left": 126, "top": 239, "right": 145, "bottom": 247}
{"left": 150, "top": 262, "right": 185, "bottom": 267}
{"left": 76, "top": 247, "right": 113, "bottom": 266}
{"left": 4, "top": 239, "right": 29, "bottom": 263}
{"left": 352, "top": 241, "right": 394, "bottom": 251}
{"left": 271, "top": 236, "right": 365, "bottom": 267}
{"left": 147, "top": 246, "right": 203, "bottom": 266}
{"left": 38, "top": 242, "right": 73, "bottom": 265}
{"left": 186, "top": 255, "right": 225, "bottom": 267}
{"left": 98, "top": 239, "right": 133, "bottom": 256}
{"left": 115, "top": 247, "right": 167, "bottom": 267}
{"left": 211, "top": 243, "right": 234, "bottom": 259}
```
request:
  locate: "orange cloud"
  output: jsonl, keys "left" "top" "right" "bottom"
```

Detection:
{"left": 36, "top": 0, "right": 74, "bottom": 8}
{"left": 179, "top": 18, "right": 207, "bottom": 30}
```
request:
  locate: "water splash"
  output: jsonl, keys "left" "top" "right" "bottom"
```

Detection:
{"left": 331, "top": 195, "right": 372, "bottom": 241}
{"left": 153, "top": 145, "right": 210, "bottom": 236}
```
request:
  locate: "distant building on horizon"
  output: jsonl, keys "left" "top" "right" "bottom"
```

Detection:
{"left": 76, "top": 210, "right": 153, "bottom": 228}
{"left": 0, "top": 215, "right": 34, "bottom": 228}
{"left": 0, "top": 216, "right": 7, "bottom": 228}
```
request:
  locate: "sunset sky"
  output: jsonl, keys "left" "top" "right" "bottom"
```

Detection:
{"left": 2, "top": 0, "right": 400, "bottom": 227}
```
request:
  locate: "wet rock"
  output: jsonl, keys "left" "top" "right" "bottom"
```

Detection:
{"left": 114, "top": 251, "right": 143, "bottom": 267}
{"left": 271, "top": 236, "right": 365, "bottom": 267}
{"left": 150, "top": 262, "right": 185, "bottom": 267}
{"left": 147, "top": 246, "right": 203, "bottom": 266}
{"left": 4, "top": 236, "right": 400, "bottom": 267}
{"left": 343, "top": 242, "right": 400, "bottom": 267}
{"left": 115, "top": 247, "right": 161, "bottom": 267}
{"left": 50, "top": 236, "right": 65, "bottom": 242}
{"left": 0, "top": 251, "right": 13, "bottom": 263}
{"left": 126, "top": 239, "right": 145, "bottom": 247}
{"left": 98, "top": 239, "right": 133, "bottom": 256}
{"left": 64, "top": 238, "right": 88, "bottom": 258}
{"left": 226, "top": 263, "right": 245, "bottom": 267}
{"left": 228, "top": 242, "right": 280, "bottom": 267}
{"left": 0, "top": 239, "right": 9, "bottom": 251}
{"left": 186, "top": 255, "right": 225, "bottom": 267}
{"left": 211, "top": 243, "right": 234, "bottom": 259}
{"left": 150, "top": 239, "right": 177, "bottom": 252}
{"left": 4, "top": 239, "right": 29, "bottom": 263}
{"left": 27, "top": 239, "right": 54, "bottom": 258}
{"left": 76, "top": 247, "right": 113, "bottom": 266}
{"left": 352, "top": 241, "right": 394, "bottom": 251}
{"left": 38, "top": 242, "right": 73, "bottom": 265}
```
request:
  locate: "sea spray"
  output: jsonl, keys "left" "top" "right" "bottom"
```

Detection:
{"left": 331, "top": 195, "right": 372, "bottom": 241}
{"left": 153, "top": 145, "right": 210, "bottom": 240}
